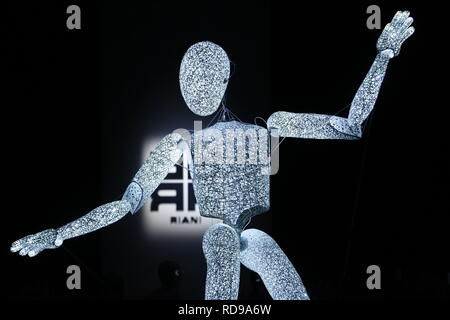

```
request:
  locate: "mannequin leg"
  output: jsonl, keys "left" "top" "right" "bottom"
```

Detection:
{"left": 203, "top": 223, "right": 241, "bottom": 300}
{"left": 240, "top": 228, "right": 309, "bottom": 300}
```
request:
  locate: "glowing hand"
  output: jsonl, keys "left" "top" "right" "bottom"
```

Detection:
{"left": 377, "top": 10, "right": 415, "bottom": 57}
{"left": 11, "top": 229, "right": 62, "bottom": 257}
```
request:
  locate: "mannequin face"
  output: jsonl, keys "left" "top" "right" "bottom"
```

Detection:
{"left": 179, "top": 41, "right": 230, "bottom": 116}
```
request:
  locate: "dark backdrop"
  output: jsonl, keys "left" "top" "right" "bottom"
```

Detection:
{"left": 4, "top": 0, "right": 448, "bottom": 300}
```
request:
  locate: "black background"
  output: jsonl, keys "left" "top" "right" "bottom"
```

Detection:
{"left": 4, "top": 0, "right": 448, "bottom": 301}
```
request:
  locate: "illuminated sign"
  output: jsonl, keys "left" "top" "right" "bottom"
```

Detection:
{"left": 141, "top": 138, "right": 220, "bottom": 237}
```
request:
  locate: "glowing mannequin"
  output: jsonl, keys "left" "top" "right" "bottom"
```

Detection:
{"left": 11, "top": 11, "right": 414, "bottom": 300}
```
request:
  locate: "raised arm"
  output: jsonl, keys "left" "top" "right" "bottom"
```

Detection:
{"left": 11, "top": 133, "right": 184, "bottom": 257}
{"left": 268, "top": 11, "right": 414, "bottom": 140}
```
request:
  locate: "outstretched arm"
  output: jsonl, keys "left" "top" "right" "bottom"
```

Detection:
{"left": 11, "top": 133, "right": 184, "bottom": 257}
{"left": 268, "top": 10, "right": 414, "bottom": 140}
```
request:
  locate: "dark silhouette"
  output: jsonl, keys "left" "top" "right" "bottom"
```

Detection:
{"left": 147, "top": 261, "right": 183, "bottom": 300}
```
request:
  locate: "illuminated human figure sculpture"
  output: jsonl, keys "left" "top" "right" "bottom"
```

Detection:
{"left": 11, "top": 11, "right": 414, "bottom": 300}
